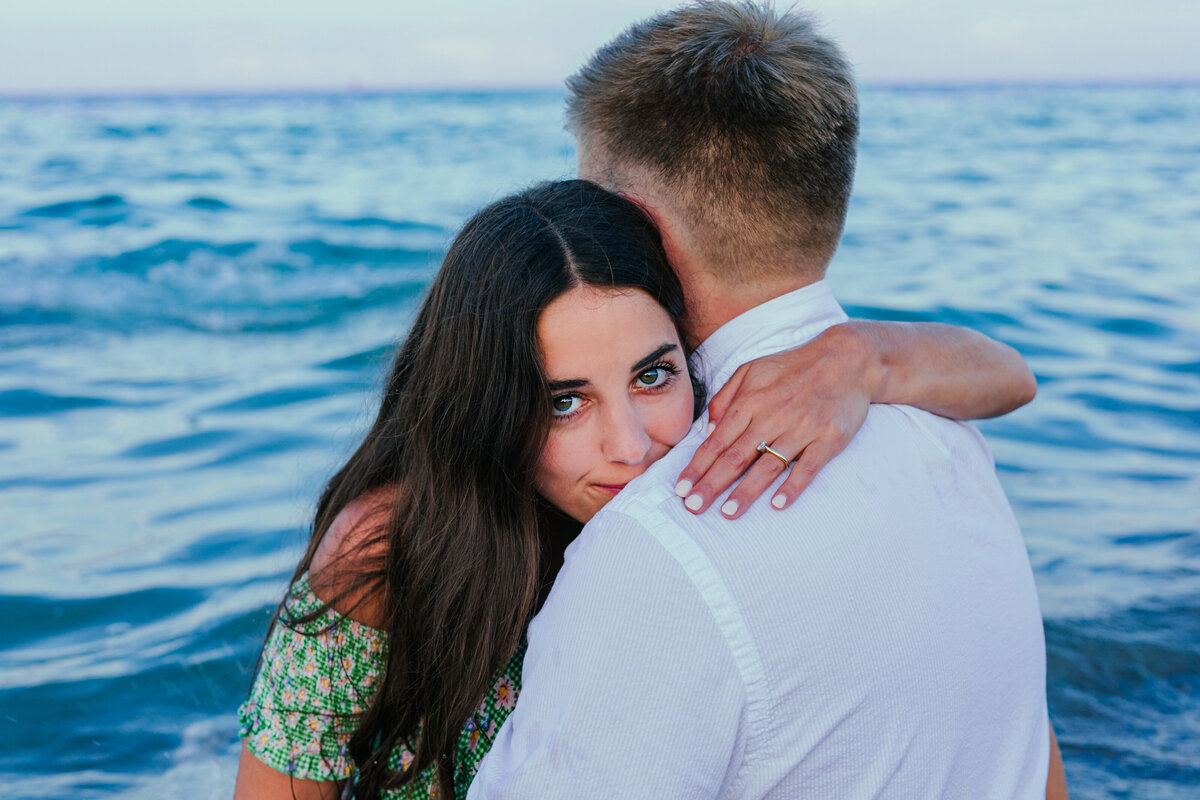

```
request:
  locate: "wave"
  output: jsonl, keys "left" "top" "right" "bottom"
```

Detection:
{"left": 317, "top": 343, "right": 394, "bottom": 372}
{"left": 0, "top": 388, "right": 127, "bottom": 417}
{"left": 116, "top": 426, "right": 331, "bottom": 473}
{"left": 287, "top": 238, "right": 442, "bottom": 267}
{"left": 20, "top": 194, "right": 125, "bottom": 218}
{"left": 18, "top": 194, "right": 130, "bottom": 226}
{"left": 1068, "top": 392, "right": 1200, "bottom": 433}
{"left": 96, "top": 123, "right": 170, "bottom": 139}
{"left": 1046, "top": 599, "right": 1200, "bottom": 782}
{"left": 184, "top": 196, "right": 232, "bottom": 211}
{"left": 90, "top": 238, "right": 257, "bottom": 273}
{"left": 200, "top": 381, "right": 359, "bottom": 415}
{"left": 310, "top": 214, "right": 445, "bottom": 232}
{"left": 0, "top": 237, "right": 437, "bottom": 335}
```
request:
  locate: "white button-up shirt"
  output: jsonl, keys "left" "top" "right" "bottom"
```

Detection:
{"left": 469, "top": 281, "right": 1049, "bottom": 799}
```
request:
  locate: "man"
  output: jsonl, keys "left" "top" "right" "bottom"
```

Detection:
{"left": 470, "top": 3, "right": 1065, "bottom": 797}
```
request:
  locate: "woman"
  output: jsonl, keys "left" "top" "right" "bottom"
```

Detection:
{"left": 235, "top": 180, "right": 1033, "bottom": 799}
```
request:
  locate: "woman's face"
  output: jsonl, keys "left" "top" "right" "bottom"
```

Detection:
{"left": 535, "top": 285, "right": 695, "bottom": 524}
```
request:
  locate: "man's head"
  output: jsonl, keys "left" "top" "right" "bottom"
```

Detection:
{"left": 567, "top": 1, "right": 858, "bottom": 287}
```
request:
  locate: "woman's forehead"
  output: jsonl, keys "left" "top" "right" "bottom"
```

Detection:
{"left": 537, "top": 286, "right": 678, "bottom": 378}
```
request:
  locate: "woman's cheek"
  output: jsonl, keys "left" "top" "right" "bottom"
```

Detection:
{"left": 667, "top": 381, "right": 698, "bottom": 445}
{"left": 535, "top": 430, "right": 581, "bottom": 502}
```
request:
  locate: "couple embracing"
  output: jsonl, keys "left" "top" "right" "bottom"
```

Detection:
{"left": 235, "top": 3, "right": 1065, "bottom": 798}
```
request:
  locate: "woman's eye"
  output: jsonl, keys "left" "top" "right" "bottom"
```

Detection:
{"left": 636, "top": 367, "right": 669, "bottom": 388}
{"left": 552, "top": 394, "right": 583, "bottom": 416}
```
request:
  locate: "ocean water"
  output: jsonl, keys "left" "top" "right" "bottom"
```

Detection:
{"left": 1, "top": 86, "right": 1197, "bottom": 798}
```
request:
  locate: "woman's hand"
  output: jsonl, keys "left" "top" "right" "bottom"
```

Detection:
{"left": 674, "top": 323, "right": 879, "bottom": 517}
{"left": 675, "top": 320, "right": 1036, "bottom": 517}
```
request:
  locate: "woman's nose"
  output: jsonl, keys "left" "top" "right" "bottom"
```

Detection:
{"left": 602, "top": 401, "right": 652, "bottom": 465}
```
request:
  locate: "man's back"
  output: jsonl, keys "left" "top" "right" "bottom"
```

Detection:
{"left": 612, "top": 401, "right": 1048, "bottom": 796}
{"left": 470, "top": 284, "right": 1049, "bottom": 799}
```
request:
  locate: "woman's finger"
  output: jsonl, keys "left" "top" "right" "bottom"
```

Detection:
{"left": 680, "top": 427, "right": 777, "bottom": 514}
{"left": 716, "top": 433, "right": 804, "bottom": 518}
{"left": 770, "top": 439, "right": 838, "bottom": 510}
{"left": 704, "top": 361, "right": 750, "bottom": 426}
{"left": 675, "top": 399, "right": 754, "bottom": 501}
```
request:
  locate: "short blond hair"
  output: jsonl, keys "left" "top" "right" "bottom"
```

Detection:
{"left": 567, "top": 1, "right": 858, "bottom": 279}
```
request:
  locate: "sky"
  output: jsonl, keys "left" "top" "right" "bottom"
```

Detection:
{"left": 1, "top": 0, "right": 1197, "bottom": 94}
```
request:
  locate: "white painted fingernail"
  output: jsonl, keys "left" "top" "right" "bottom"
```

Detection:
{"left": 675, "top": 479, "right": 693, "bottom": 498}
{"left": 704, "top": 421, "right": 716, "bottom": 437}
{"left": 685, "top": 493, "right": 703, "bottom": 511}
{"left": 721, "top": 499, "right": 738, "bottom": 516}
{"left": 771, "top": 494, "right": 787, "bottom": 509}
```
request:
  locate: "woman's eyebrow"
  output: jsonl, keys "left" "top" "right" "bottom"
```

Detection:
{"left": 546, "top": 344, "right": 678, "bottom": 392}
{"left": 631, "top": 343, "right": 678, "bottom": 373}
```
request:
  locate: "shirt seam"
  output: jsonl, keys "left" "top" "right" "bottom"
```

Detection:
{"left": 607, "top": 494, "right": 774, "bottom": 797}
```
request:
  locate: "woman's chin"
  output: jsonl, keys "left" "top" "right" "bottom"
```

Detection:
{"left": 547, "top": 482, "right": 633, "bottom": 525}
{"left": 571, "top": 494, "right": 612, "bottom": 525}
{"left": 575, "top": 502, "right": 604, "bottom": 524}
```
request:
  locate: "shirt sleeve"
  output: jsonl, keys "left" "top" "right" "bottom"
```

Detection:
{"left": 237, "top": 576, "right": 391, "bottom": 782}
{"left": 467, "top": 510, "right": 747, "bottom": 799}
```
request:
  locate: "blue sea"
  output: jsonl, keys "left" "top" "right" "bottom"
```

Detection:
{"left": 1, "top": 86, "right": 1197, "bottom": 798}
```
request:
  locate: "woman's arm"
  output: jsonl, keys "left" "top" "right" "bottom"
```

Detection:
{"left": 234, "top": 744, "right": 340, "bottom": 800}
{"left": 675, "top": 320, "right": 1036, "bottom": 517}
{"left": 233, "top": 495, "right": 391, "bottom": 799}
{"left": 1047, "top": 724, "right": 1070, "bottom": 800}
{"left": 854, "top": 320, "right": 1036, "bottom": 419}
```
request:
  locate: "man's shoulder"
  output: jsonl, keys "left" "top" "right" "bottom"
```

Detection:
{"left": 865, "top": 403, "right": 997, "bottom": 470}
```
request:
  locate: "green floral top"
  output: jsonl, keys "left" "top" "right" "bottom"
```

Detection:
{"left": 238, "top": 574, "right": 525, "bottom": 798}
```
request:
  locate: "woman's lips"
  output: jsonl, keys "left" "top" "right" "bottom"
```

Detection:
{"left": 593, "top": 483, "right": 628, "bottom": 496}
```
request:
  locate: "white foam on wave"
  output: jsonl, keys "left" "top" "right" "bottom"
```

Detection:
{"left": 125, "top": 714, "right": 241, "bottom": 800}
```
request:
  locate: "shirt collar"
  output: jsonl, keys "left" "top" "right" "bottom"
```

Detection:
{"left": 692, "top": 279, "right": 850, "bottom": 394}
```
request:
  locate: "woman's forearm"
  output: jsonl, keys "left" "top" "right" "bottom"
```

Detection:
{"left": 850, "top": 320, "right": 1036, "bottom": 419}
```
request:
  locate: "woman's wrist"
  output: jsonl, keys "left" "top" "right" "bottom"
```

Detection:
{"left": 838, "top": 320, "right": 890, "bottom": 405}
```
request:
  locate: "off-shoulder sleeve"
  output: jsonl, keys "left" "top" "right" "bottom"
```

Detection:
{"left": 238, "top": 574, "right": 391, "bottom": 781}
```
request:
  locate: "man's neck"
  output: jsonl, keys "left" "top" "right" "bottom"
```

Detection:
{"left": 680, "top": 268, "right": 820, "bottom": 349}
{"left": 595, "top": 169, "right": 828, "bottom": 346}
{"left": 644, "top": 200, "right": 827, "bottom": 348}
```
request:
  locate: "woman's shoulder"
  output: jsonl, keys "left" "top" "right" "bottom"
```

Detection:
{"left": 308, "top": 485, "right": 395, "bottom": 629}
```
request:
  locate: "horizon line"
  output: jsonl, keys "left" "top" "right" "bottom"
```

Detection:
{"left": 2, "top": 76, "right": 1199, "bottom": 100}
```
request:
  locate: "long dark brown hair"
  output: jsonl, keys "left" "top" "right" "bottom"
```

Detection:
{"left": 265, "top": 180, "right": 694, "bottom": 799}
